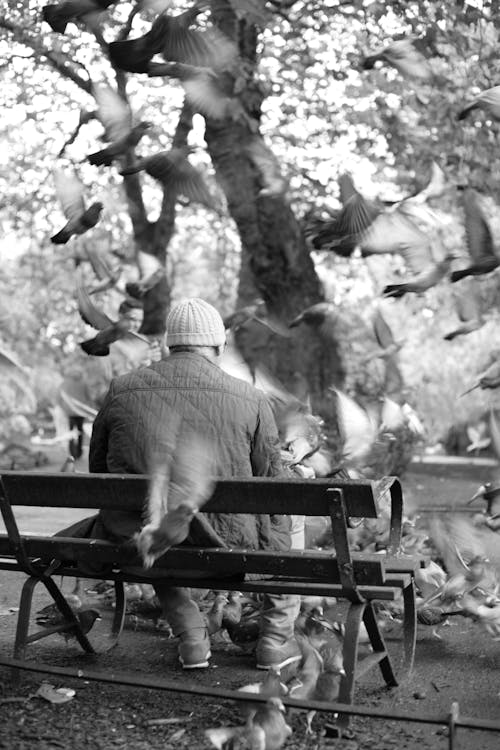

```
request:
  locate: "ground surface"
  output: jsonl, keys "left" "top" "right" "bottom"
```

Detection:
{"left": 1, "top": 449, "right": 500, "bottom": 750}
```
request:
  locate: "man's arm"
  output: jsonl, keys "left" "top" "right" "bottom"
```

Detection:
{"left": 88, "top": 384, "right": 114, "bottom": 473}
{"left": 251, "top": 396, "right": 286, "bottom": 477}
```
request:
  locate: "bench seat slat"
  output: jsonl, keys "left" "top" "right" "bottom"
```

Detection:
{"left": 0, "top": 472, "right": 382, "bottom": 518}
{"left": 0, "top": 535, "right": 387, "bottom": 585}
{"left": 0, "top": 557, "right": 404, "bottom": 600}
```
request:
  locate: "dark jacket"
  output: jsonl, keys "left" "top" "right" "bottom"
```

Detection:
{"left": 89, "top": 351, "right": 291, "bottom": 552}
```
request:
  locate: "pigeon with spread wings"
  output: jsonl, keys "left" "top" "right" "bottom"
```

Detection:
{"left": 77, "top": 275, "right": 150, "bottom": 357}
{"left": 51, "top": 170, "right": 103, "bottom": 244}
{"left": 88, "top": 84, "right": 151, "bottom": 167}
{"left": 120, "top": 147, "right": 216, "bottom": 209}
{"left": 148, "top": 61, "right": 245, "bottom": 122}
{"left": 42, "top": 0, "right": 115, "bottom": 36}
{"left": 331, "top": 388, "right": 378, "bottom": 469}
{"left": 308, "top": 173, "right": 381, "bottom": 255}
{"left": 458, "top": 85, "right": 500, "bottom": 122}
{"left": 134, "top": 433, "right": 215, "bottom": 568}
{"left": 423, "top": 515, "right": 498, "bottom": 607}
{"left": 362, "top": 37, "right": 432, "bottom": 80}
{"left": 109, "top": 2, "right": 236, "bottom": 74}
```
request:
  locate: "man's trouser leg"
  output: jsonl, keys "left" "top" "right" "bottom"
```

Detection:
{"left": 256, "top": 515, "right": 304, "bottom": 670}
{"left": 68, "top": 416, "right": 84, "bottom": 459}
{"left": 153, "top": 584, "right": 210, "bottom": 669}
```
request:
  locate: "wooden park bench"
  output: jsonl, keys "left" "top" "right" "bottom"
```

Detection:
{"left": 0, "top": 471, "right": 423, "bottom": 725}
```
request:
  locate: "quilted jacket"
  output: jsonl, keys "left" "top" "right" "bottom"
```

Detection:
{"left": 89, "top": 351, "right": 291, "bottom": 552}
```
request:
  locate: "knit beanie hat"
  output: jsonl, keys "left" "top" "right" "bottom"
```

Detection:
{"left": 165, "top": 298, "right": 226, "bottom": 347}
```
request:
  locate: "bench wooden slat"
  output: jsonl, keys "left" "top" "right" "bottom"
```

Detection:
{"left": 0, "top": 472, "right": 382, "bottom": 518}
{"left": 0, "top": 535, "right": 387, "bottom": 585}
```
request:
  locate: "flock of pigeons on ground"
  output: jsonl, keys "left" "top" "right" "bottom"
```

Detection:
{"left": 33, "top": 474, "right": 500, "bottom": 745}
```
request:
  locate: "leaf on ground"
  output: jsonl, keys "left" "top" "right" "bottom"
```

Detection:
{"left": 35, "top": 683, "right": 76, "bottom": 704}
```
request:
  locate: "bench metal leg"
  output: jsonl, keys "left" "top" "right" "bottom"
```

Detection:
{"left": 109, "top": 581, "right": 126, "bottom": 649}
{"left": 336, "top": 602, "right": 364, "bottom": 728}
{"left": 13, "top": 577, "right": 39, "bottom": 662}
{"left": 11, "top": 576, "right": 39, "bottom": 685}
{"left": 362, "top": 601, "right": 398, "bottom": 688}
{"left": 400, "top": 578, "right": 417, "bottom": 680}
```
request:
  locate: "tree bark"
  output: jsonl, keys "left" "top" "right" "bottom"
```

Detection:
{"left": 205, "top": 4, "right": 340, "bottom": 418}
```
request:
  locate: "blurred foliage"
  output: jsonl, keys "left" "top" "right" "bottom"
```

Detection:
{"left": 0, "top": 0, "right": 500, "bottom": 455}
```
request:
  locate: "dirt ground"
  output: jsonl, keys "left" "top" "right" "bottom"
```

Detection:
{"left": 1, "top": 453, "right": 500, "bottom": 750}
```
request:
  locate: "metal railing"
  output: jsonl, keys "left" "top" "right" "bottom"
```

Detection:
{"left": 1, "top": 657, "right": 500, "bottom": 750}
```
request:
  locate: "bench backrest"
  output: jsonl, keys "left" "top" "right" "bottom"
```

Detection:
{"left": 0, "top": 471, "right": 384, "bottom": 518}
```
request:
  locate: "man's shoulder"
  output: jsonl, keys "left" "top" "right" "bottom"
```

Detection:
{"left": 108, "top": 365, "right": 158, "bottom": 394}
{"left": 216, "top": 367, "right": 265, "bottom": 401}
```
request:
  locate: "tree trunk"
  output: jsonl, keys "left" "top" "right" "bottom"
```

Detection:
{"left": 205, "top": 6, "right": 341, "bottom": 419}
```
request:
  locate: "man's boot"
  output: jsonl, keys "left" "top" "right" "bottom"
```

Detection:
{"left": 256, "top": 593, "right": 302, "bottom": 670}
{"left": 154, "top": 584, "right": 211, "bottom": 669}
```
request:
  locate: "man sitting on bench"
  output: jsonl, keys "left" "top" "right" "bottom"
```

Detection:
{"left": 71, "top": 298, "right": 303, "bottom": 671}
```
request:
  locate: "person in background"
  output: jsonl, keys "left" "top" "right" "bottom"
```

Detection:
{"left": 88, "top": 298, "right": 302, "bottom": 671}
{"left": 58, "top": 355, "right": 112, "bottom": 459}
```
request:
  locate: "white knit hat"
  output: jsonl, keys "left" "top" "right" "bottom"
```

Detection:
{"left": 165, "top": 298, "right": 226, "bottom": 347}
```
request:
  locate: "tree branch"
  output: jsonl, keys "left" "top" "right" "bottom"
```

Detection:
{"left": 153, "top": 101, "right": 195, "bottom": 250}
{"left": 0, "top": 15, "right": 91, "bottom": 94}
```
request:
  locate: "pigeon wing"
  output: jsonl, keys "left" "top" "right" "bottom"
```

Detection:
{"left": 54, "top": 170, "right": 86, "bottom": 221}
{"left": 92, "top": 83, "right": 132, "bottom": 143}
{"left": 76, "top": 276, "right": 114, "bottom": 330}
{"left": 462, "top": 189, "right": 496, "bottom": 263}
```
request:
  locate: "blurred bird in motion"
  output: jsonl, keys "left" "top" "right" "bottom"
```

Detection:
{"left": 148, "top": 61, "right": 246, "bottom": 122}
{"left": 465, "top": 419, "right": 491, "bottom": 455}
{"left": 246, "top": 138, "right": 288, "bottom": 197}
{"left": 205, "top": 697, "right": 292, "bottom": 750}
{"left": 304, "top": 643, "right": 345, "bottom": 733}
{"left": 134, "top": 433, "right": 215, "bottom": 568}
{"left": 42, "top": 0, "right": 115, "bottom": 36}
{"left": 423, "top": 515, "right": 498, "bottom": 607}
{"left": 125, "top": 250, "right": 165, "bottom": 299}
{"left": 460, "top": 594, "right": 500, "bottom": 639}
{"left": 51, "top": 170, "right": 103, "bottom": 244}
{"left": 237, "top": 667, "right": 288, "bottom": 721}
{"left": 309, "top": 163, "right": 444, "bottom": 257}
{"left": 204, "top": 592, "right": 229, "bottom": 635}
{"left": 224, "top": 300, "right": 290, "bottom": 337}
{"left": 77, "top": 275, "right": 150, "bottom": 357}
{"left": 362, "top": 37, "right": 433, "bottom": 80}
{"left": 460, "top": 358, "right": 500, "bottom": 397}
{"left": 382, "top": 252, "right": 455, "bottom": 299}
{"left": 444, "top": 281, "right": 485, "bottom": 340}
{"left": 331, "top": 388, "right": 378, "bottom": 469}
{"left": 289, "top": 301, "right": 337, "bottom": 332}
{"left": 457, "top": 85, "right": 500, "bottom": 122}
{"left": 468, "top": 479, "right": 500, "bottom": 518}
{"left": 88, "top": 83, "right": 151, "bottom": 167}
{"left": 367, "top": 305, "right": 404, "bottom": 361}
{"left": 109, "top": 2, "right": 236, "bottom": 74}
{"left": 450, "top": 189, "right": 499, "bottom": 282}
{"left": 312, "top": 173, "right": 381, "bottom": 255}
{"left": 120, "top": 147, "right": 216, "bottom": 209}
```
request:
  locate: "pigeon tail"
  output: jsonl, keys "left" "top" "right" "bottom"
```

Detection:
{"left": 42, "top": 5, "right": 68, "bottom": 34}
{"left": 51, "top": 229, "right": 71, "bottom": 244}
{"left": 80, "top": 339, "right": 110, "bottom": 357}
